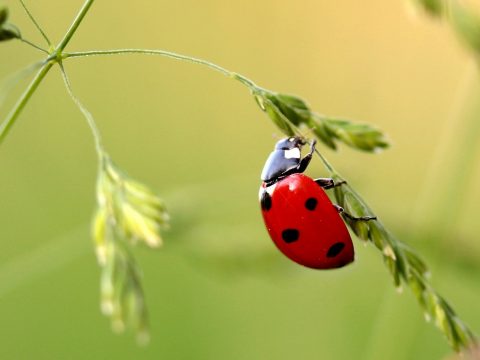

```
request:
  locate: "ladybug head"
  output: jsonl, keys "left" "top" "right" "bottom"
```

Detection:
{"left": 261, "top": 136, "right": 309, "bottom": 183}
{"left": 274, "top": 137, "right": 306, "bottom": 151}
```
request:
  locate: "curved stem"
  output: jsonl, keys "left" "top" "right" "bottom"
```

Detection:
{"left": 18, "top": 0, "right": 52, "bottom": 46}
{"left": 63, "top": 49, "right": 260, "bottom": 91}
{"left": 59, "top": 63, "right": 103, "bottom": 156}
{"left": 0, "top": 62, "right": 53, "bottom": 146}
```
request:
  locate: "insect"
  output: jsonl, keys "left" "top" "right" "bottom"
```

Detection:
{"left": 259, "top": 137, "right": 375, "bottom": 269}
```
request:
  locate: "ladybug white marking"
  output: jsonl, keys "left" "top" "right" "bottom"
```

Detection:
{"left": 258, "top": 183, "right": 277, "bottom": 200}
{"left": 284, "top": 148, "right": 300, "bottom": 159}
{"left": 265, "top": 183, "right": 277, "bottom": 195}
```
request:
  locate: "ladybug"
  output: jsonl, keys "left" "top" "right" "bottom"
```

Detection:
{"left": 259, "top": 137, "right": 375, "bottom": 269}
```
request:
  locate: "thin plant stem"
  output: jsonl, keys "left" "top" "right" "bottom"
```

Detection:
{"left": 56, "top": 0, "right": 96, "bottom": 52}
{"left": 19, "top": 37, "right": 49, "bottom": 54}
{"left": 63, "top": 49, "right": 259, "bottom": 91}
{"left": 0, "top": 62, "right": 53, "bottom": 146}
{"left": 18, "top": 0, "right": 52, "bottom": 46}
{"left": 314, "top": 148, "right": 335, "bottom": 174}
{"left": 59, "top": 63, "right": 103, "bottom": 156}
{"left": 0, "top": 0, "right": 97, "bottom": 147}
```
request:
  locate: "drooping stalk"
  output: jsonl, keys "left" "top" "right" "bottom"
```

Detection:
{"left": 59, "top": 63, "right": 103, "bottom": 156}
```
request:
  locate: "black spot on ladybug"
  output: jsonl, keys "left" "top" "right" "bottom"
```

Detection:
{"left": 282, "top": 229, "right": 299, "bottom": 243}
{"left": 261, "top": 191, "right": 272, "bottom": 211}
{"left": 305, "top": 197, "right": 317, "bottom": 211}
{"left": 326, "top": 242, "right": 345, "bottom": 258}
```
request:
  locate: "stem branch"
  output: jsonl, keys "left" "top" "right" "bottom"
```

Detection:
{"left": 18, "top": 0, "right": 52, "bottom": 46}
{"left": 0, "top": 0, "right": 97, "bottom": 147}
{"left": 59, "top": 63, "right": 103, "bottom": 156}
{"left": 19, "top": 37, "right": 49, "bottom": 54}
{"left": 63, "top": 49, "right": 259, "bottom": 91}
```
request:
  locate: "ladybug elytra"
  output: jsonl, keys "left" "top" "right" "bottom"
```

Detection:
{"left": 259, "top": 137, "right": 375, "bottom": 269}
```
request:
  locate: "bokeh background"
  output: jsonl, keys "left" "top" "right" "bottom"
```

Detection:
{"left": 1, "top": 0, "right": 479, "bottom": 359}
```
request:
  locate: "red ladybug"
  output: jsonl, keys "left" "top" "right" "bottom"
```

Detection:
{"left": 259, "top": 137, "right": 374, "bottom": 269}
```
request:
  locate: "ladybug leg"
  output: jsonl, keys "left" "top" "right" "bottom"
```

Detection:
{"left": 334, "top": 205, "right": 377, "bottom": 221}
{"left": 315, "top": 178, "right": 347, "bottom": 189}
{"left": 297, "top": 139, "right": 316, "bottom": 173}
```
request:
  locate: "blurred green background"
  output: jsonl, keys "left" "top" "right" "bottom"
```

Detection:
{"left": 1, "top": 0, "right": 479, "bottom": 359}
